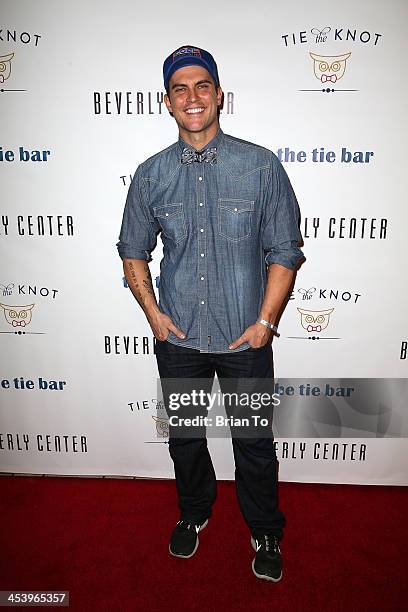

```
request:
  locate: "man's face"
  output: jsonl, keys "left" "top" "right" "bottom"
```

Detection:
{"left": 164, "top": 65, "right": 223, "bottom": 136}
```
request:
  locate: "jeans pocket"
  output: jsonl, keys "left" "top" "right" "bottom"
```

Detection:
{"left": 247, "top": 343, "right": 268, "bottom": 351}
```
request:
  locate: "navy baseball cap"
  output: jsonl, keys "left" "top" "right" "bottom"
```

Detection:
{"left": 163, "top": 45, "right": 220, "bottom": 93}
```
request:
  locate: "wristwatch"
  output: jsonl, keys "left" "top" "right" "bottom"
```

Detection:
{"left": 257, "top": 319, "right": 279, "bottom": 334}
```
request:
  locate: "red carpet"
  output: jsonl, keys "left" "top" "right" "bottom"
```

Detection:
{"left": 0, "top": 476, "right": 407, "bottom": 611}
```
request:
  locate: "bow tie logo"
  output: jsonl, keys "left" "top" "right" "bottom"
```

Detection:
{"left": 181, "top": 147, "right": 217, "bottom": 164}
{"left": 306, "top": 324, "right": 322, "bottom": 332}
{"left": 12, "top": 320, "right": 26, "bottom": 327}
{"left": 321, "top": 74, "right": 337, "bottom": 83}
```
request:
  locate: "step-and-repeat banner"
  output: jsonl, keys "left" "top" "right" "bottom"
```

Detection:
{"left": 1, "top": 0, "right": 407, "bottom": 485}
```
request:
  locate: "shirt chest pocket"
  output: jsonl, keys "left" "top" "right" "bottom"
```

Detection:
{"left": 218, "top": 199, "right": 254, "bottom": 242}
{"left": 153, "top": 203, "right": 187, "bottom": 244}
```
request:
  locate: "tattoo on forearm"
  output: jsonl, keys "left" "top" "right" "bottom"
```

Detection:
{"left": 142, "top": 263, "right": 154, "bottom": 295}
{"left": 127, "top": 261, "right": 155, "bottom": 306}
{"left": 142, "top": 279, "right": 154, "bottom": 295}
{"left": 128, "top": 262, "right": 141, "bottom": 297}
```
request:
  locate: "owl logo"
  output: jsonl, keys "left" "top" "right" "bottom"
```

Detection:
{"left": 0, "top": 303, "right": 35, "bottom": 327}
{"left": 0, "top": 52, "right": 15, "bottom": 84}
{"left": 309, "top": 52, "right": 351, "bottom": 84}
{"left": 152, "top": 416, "right": 169, "bottom": 438}
{"left": 297, "top": 307, "right": 334, "bottom": 333}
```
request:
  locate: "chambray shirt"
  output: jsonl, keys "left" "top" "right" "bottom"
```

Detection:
{"left": 117, "top": 128, "right": 304, "bottom": 353}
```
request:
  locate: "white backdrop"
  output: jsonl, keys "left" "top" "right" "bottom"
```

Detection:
{"left": 1, "top": 0, "right": 407, "bottom": 484}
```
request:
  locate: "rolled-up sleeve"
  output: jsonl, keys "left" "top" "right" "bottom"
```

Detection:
{"left": 262, "top": 154, "right": 305, "bottom": 270}
{"left": 116, "top": 166, "right": 159, "bottom": 261}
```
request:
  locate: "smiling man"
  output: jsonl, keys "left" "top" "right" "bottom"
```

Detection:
{"left": 117, "top": 45, "right": 304, "bottom": 582}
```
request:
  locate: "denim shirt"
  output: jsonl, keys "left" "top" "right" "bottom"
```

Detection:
{"left": 117, "top": 127, "right": 304, "bottom": 353}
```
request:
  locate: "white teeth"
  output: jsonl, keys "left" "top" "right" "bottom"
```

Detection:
{"left": 186, "top": 108, "right": 204, "bottom": 114}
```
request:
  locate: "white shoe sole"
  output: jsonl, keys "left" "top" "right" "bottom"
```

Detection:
{"left": 250, "top": 536, "right": 283, "bottom": 582}
{"left": 169, "top": 519, "right": 209, "bottom": 559}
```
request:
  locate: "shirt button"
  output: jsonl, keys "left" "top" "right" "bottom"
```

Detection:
{"left": 165, "top": 213, "right": 169, "bottom": 216}
{"left": 201, "top": 300, "right": 205, "bottom": 304}
{"left": 200, "top": 253, "right": 205, "bottom": 257}
{"left": 200, "top": 228, "right": 204, "bottom": 233}
{"left": 200, "top": 276, "right": 204, "bottom": 280}
{"left": 198, "top": 176, "right": 203, "bottom": 181}
{"left": 234, "top": 207, "right": 238, "bottom": 212}
{"left": 199, "top": 202, "right": 203, "bottom": 206}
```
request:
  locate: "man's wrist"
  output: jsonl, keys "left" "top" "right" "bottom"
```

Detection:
{"left": 145, "top": 303, "right": 161, "bottom": 320}
{"left": 257, "top": 318, "right": 279, "bottom": 333}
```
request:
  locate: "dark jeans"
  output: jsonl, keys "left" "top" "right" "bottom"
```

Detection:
{"left": 155, "top": 339, "right": 285, "bottom": 537}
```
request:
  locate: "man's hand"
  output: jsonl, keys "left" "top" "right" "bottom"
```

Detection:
{"left": 229, "top": 322, "right": 271, "bottom": 350}
{"left": 147, "top": 310, "right": 186, "bottom": 342}
{"left": 228, "top": 263, "right": 296, "bottom": 350}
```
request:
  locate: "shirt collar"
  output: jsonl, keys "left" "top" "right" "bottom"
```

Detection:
{"left": 177, "top": 126, "right": 224, "bottom": 155}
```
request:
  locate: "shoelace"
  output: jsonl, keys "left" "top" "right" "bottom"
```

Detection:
{"left": 176, "top": 520, "right": 201, "bottom": 533}
{"left": 255, "top": 534, "right": 280, "bottom": 554}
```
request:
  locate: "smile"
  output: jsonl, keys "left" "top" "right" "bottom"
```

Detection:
{"left": 185, "top": 107, "right": 205, "bottom": 114}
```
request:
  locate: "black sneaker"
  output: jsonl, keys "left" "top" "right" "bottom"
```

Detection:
{"left": 251, "top": 534, "right": 283, "bottom": 582}
{"left": 169, "top": 519, "right": 209, "bottom": 558}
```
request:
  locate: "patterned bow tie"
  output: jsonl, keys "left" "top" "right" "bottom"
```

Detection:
{"left": 181, "top": 146, "right": 217, "bottom": 164}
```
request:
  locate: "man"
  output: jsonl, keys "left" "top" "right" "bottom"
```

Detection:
{"left": 117, "top": 45, "right": 304, "bottom": 582}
